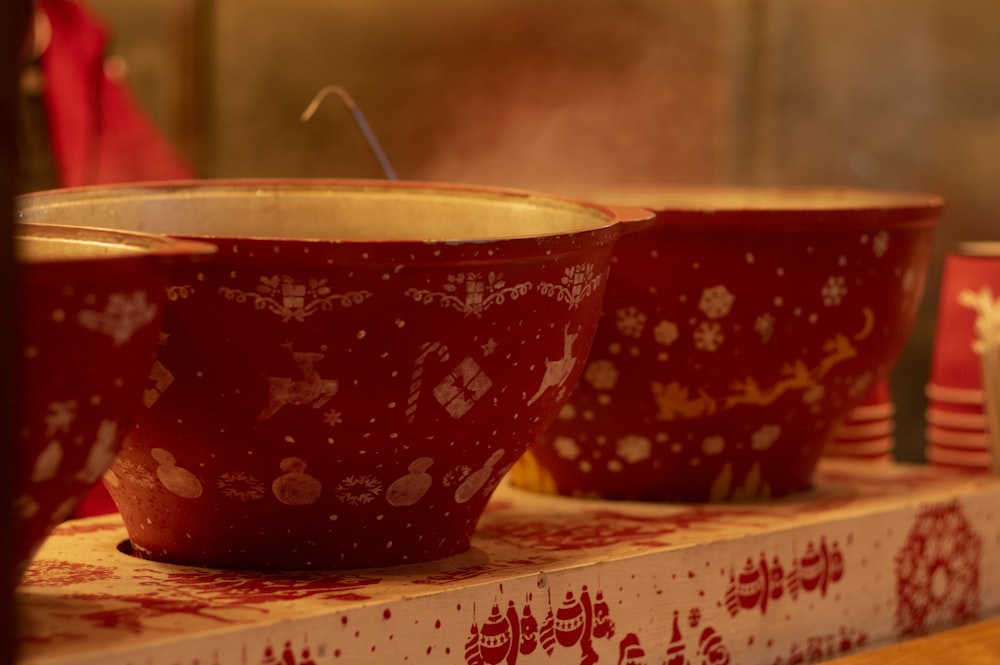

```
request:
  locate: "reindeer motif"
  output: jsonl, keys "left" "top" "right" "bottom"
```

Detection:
{"left": 724, "top": 361, "right": 812, "bottom": 409}
{"left": 257, "top": 341, "right": 339, "bottom": 420}
{"left": 652, "top": 381, "right": 719, "bottom": 420}
{"left": 527, "top": 326, "right": 580, "bottom": 406}
{"left": 654, "top": 333, "right": 859, "bottom": 419}
{"left": 725, "top": 334, "right": 857, "bottom": 409}
{"left": 813, "top": 334, "right": 858, "bottom": 379}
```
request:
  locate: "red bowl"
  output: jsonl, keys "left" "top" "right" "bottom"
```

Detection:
{"left": 512, "top": 186, "right": 941, "bottom": 501}
{"left": 18, "top": 179, "right": 651, "bottom": 569}
{"left": 14, "top": 223, "right": 212, "bottom": 581}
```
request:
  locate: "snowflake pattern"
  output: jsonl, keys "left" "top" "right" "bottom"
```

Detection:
{"left": 693, "top": 321, "right": 724, "bottom": 352}
{"left": 45, "top": 400, "right": 77, "bottom": 437}
{"left": 699, "top": 284, "right": 735, "bottom": 319}
{"left": 616, "top": 306, "right": 647, "bottom": 338}
{"left": 653, "top": 320, "right": 679, "bottom": 346}
{"left": 751, "top": 424, "right": 781, "bottom": 451}
{"left": 334, "top": 475, "right": 383, "bottom": 505}
{"left": 803, "top": 384, "right": 826, "bottom": 404}
{"left": 20, "top": 560, "right": 118, "bottom": 588}
{"left": 77, "top": 420, "right": 119, "bottom": 484}
{"left": 821, "top": 276, "right": 847, "bottom": 307}
{"left": 584, "top": 359, "right": 618, "bottom": 391}
{"left": 702, "top": 436, "right": 725, "bottom": 456}
{"left": 442, "top": 465, "right": 471, "bottom": 487}
{"left": 77, "top": 291, "right": 158, "bottom": 346}
{"left": 109, "top": 457, "right": 157, "bottom": 490}
{"left": 754, "top": 313, "right": 775, "bottom": 343}
{"left": 872, "top": 231, "right": 890, "bottom": 258}
{"left": 217, "top": 471, "right": 266, "bottom": 501}
{"left": 616, "top": 435, "right": 652, "bottom": 464}
{"left": 896, "top": 500, "right": 982, "bottom": 634}
{"left": 848, "top": 373, "right": 875, "bottom": 400}
{"left": 323, "top": 408, "right": 343, "bottom": 427}
{"left": 554, "top": 436, "right": 581, "bottom": 461}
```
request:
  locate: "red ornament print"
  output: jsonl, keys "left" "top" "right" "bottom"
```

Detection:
{"left": 724, "top": 538, "right": 843, "bottom": 617}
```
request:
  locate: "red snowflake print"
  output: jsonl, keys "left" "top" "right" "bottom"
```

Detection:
{"left": 20, "top": 560, "right": 118, "bottom": 587}
{"left": 335, "top": 475, "right": 382, "bottom": 505}
{"left": 895, "top": 500, "right": 982, "bottom": 635}
{"left": 50, "top": 519, "right": 127, "bottom": 537}
{"left": 478, "top": 506, "right": 778, "bottom": 551}
{"left": 216, "top": 470, "right": 266, "bottom": 501}
{"left": 132, "top": 566, "right": 381, "bottom": 604}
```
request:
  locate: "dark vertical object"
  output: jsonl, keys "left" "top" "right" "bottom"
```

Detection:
{"left": 2, "top": 3, "right": 33, "bottom": 664}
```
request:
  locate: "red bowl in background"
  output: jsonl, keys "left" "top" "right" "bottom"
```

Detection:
{"left": 512, "top": 186, "right": 941, "bottom": 502}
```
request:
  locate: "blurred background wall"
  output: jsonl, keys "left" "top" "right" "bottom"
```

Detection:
{"left": 82, "top": 0, "right": 1000, "bottom": 462}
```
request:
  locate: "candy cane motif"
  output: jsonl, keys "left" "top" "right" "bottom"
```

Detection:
{"left": 407, "top": 341, "right": 451, "bottom": 422}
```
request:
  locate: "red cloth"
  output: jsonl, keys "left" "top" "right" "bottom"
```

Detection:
{"left": 38, "top": 0, "right": 193, "bottom": 187}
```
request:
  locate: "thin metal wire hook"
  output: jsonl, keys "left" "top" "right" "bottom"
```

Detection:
{"left": 300, "top": 84, "right": 398, "bottom": 181}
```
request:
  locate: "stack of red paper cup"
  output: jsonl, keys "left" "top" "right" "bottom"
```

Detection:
{"left": 925, "top": 242, "right": 1000, "bottom": 472}
{"left": 824, "top": 378, "right": 895, "bottom": 462}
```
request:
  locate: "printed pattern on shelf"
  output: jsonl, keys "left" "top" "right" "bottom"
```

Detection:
{"left": 895, "top": 499, "right": 983, "bottom": 635}
{"left": 723, "top": 537, "right": 845, "bottom": 617}
{"left": 14, "top": 463, "right": 1000, "bottom": 665}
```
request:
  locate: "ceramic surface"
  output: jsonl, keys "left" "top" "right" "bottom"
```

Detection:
{"left": 18, "top": 179, "right": 651, "bottom": 569}
{"left": 14, "top": 223, "right": 212, "bottom": 581}
{"left": 513, "top": 186, "right": 940, "bottom": 501}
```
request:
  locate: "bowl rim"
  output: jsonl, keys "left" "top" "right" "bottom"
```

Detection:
{"left": 16, "top": 222, "right": 216, "bottom": 264}
{"left": 559, "top": 184, "right": 944, "bottom": 230}
{"left": 15, "top": 178, "right": 655, "bottom": 245}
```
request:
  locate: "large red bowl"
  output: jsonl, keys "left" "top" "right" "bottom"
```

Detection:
{"left": 17, "top": 179, "right": 651, "bottom": 569}
{"left": 14, "top": 223, "right": 213, "bottom": 581}
{"left": 512, "top": 186, "right": 941, "bottom": 502}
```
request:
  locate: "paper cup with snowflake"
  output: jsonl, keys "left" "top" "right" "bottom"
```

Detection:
{"left": 927, "top": 242, "right": 1000, "bottom": 472}
{"left": 513, "top": 186, "right": 941, "bottom": 501}
{"left": 13, "top": 223, "right": 213, "bottom": 582}
{"left": 17, "top": 180, "right": 652, "bottom": 569}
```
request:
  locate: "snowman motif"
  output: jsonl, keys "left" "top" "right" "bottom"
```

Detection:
{"left": 272, "top": 457, "right": 323, "bottom": 506}
{"left": 151, "top": 448, "right": 203, "bottom": 499}
{"left": 386, "top": 457, "right": 434, "bottom": 507}
{"left": 455, "top": 449, "right": 504, "bottom": 504}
